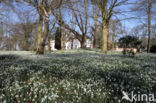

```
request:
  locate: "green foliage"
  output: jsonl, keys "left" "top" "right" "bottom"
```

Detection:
{"left": 118, "top": 35, "right": 142, "bottom": 49}
{"left": 55, "top": 27, "right": 62, "bottom": 50}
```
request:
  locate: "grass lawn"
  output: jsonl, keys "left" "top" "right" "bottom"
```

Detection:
{"left": 0, "top": 50, "right": 156, "bottom": 103}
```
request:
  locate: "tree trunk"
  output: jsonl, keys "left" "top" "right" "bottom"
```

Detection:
{"left": 36, "top": 17, "right": 49, "bottom": 54}
{"left": 93, "top": 24, "right": 98, "bottom": 48}
{"left": 81, "top": 41, "right": 86, "bottom": 48}
{"left": 0, "top": 37, "right": 2, "bottom": 50}
{"left": 93, "top": 31, "right": 97, "bottom": 48}
{"left": 37, "top": 14, "right": 43, "bottom": 51}
{"left": 93, "top": 6, "right": 100, "bottom": 49}
{"left": 48, "top": 31, "right": 51, "bottom": 51}
{"left": 71, "top": 39, "right": 74, "bottom": 49}
{"left": 107, "top": 24, "right": 111, "bottom": 50}
{"left": 101, "top": 22, "right": 108, "bottom": 54}
{"left": 147, "top": 0, "right": 151, "bottom": 53}
{"left": 112, "top": 34, "right": 115, "bottom": 49}
{"left": 62, "top": 42, "right": 66, "bottom": 50}
{"left": 81, "top": 33, "right": 86, "bottom": 48}
{"left": 101, "top": 1, "right": 108, "bottom": 54}
{"left": 23, "top": 32, "right": 29, "bottom": 51}
{"left": 14, "top": 41, "right": 17, "bottom": 51}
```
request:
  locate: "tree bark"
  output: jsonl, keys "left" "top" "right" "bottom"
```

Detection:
{"left": 147, "top": 0, "right": 151, "bottom": 53}
{"left": 48, "top": 30, "right": 51, "bottom": 51}
{"left": 14, "top": 41, "right": 17, "bottom": 51}
{"left": 0, "top": 37, "right": 1, "bottom": 50}
{"left": 23, "top": 32, "right": 29, "bottom": 51}
{"left": 107, "top": 23, "right": 111, "bottom": 50}
{"left": 112, "top": 33, "right": 115, "bottom": 49}
{"left": 101, "top": 23, "right": 108, "bottom": 54}
{"left": 92, "top": 3, "right": 100, "bottom": 49}
{"left": 62, "top": 42, "right": 66, "bottom": 50}
{"left": 36, "top": 17, "right": 49, "bottom": 54}
{"left": 81, "top": 33, "right": 86, "bottom": 48}
{"left": 100, "top": 0, "right": 108, "bottom": 54}
{"left": 37, "top": 14, "right": 43, "bottom": 51}
{"left": 93, "top": 31, "right": 97, "bottom": 48}
{"left": 93, "top": 16, "right": 99, "bottom": 48}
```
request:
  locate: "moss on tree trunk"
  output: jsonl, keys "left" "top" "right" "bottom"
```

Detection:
{"left": 101, "top": 25, "right": 108, "bottom": 54}
{"left": 36, "top": 17, "right": 49, "bottom": 54}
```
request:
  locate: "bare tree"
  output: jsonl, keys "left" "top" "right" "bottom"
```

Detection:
{"left": 110, "top": 19, "right": 124, "bottom": 49}
{"left": 147, "top": 0, "right": 152, "bottom": 53}
{"left": 93, "top": 0, "right": 128, "bottom": 53}
{"left": 58, "top": 0, "right": 90, "bottom": 48}
{"left": 18, "top": 0, "right": 63, "bottom": 54}
{"left": 131, "top": 0, "right": 156, "bottom": 53}
{"left": 90, "top": 0, "right": 100, "bottom": 48}
{"left": 0, "top": 0, "right": 15, "bottom": 50}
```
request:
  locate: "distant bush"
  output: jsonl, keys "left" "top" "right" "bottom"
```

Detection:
{"left": 119, "top": 35, "right": 141, "bottom": 56}
{"left": 123, "top": 49, "right": 135, "bottom": 57}
{"left": 150, "top": 45, "right": 156, "bottom": 53}
{"left": 118, "top": 35, "right": 142, "bottom": 52}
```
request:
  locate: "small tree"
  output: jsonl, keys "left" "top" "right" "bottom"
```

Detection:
{"left": 55, "top": 27, "right": 62, "bottom": 50}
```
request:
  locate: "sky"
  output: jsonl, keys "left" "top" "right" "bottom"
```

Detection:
{"left": 2, "top": 0, "right": 156, "bottom": 36}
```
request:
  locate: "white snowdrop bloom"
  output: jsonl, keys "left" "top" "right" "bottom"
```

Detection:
{"left": 32, "top": 99, "right": 35, "bottom": 101}
{"left": 48, "top": 97, "right": 52, "bottom": 101}
{"left": 2, "top": 94, "right": 4, "bottom": 97}
{"left": 3, "top": 100, "right": 7, "bottom": 103}
{"left": 34, "top": 95, "right": 37, "bottom": 98}
{"left": 0, "top": 96, "right": 2, "bottom": 99}
{"left": 44, "top": 96, "right": 48, "bottom": 99}
{"left": 15, "top": 95, "right": 19, "bottom": 98}
{"left": 88, "top": 89, "right": 91, "bottom": 93}
{"left": 41, "top": 98, "right": 45, "bottom": 103}
{"left": 83, "top": 88, "right": 86, "bottom": 92}
{"left": 15, "top": 81, "right": 20, "bottom": 88}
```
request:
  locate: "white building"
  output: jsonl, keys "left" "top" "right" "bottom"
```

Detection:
{"left": 45, "top": 38, "right": 93, "bottom": 51}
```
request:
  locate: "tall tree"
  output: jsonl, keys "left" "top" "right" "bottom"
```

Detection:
{"left": 0, "top": 0, "right": 15, "bottom": 50}
{"left": 110, "top": 19, "right": 124, "bottom": 49}
{"left": 147, "top": 0, "right": 152, "bottom": 53}
{"left": 36, "top": 0, "right": 63, "bottom": 54}
{"left": 90, "top": 0, "right": 100, "bottom": 48}
{"left": 131, "top": 0, "right": 156, "bottom": 53}
{"left": 18, "top": 0, "right": 63, "bottom": 54}
{"left": 0, "top": 22, "right": 3, "bottom": 50}
{"left": 48, "top": 20, "right": 56, "bottom": 51}
{"left": 93, "top": 0, "right": 128, "bottom": 53}
{"left": 57, "top": 0, "right": 89, "bottom": 48}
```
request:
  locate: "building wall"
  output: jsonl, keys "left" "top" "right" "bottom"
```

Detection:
{"left": 66, "top": 42, "right": 72, "bottom": 50}
{"left": 72, "top": 39, "right": 81, "bottom": 49}
{"left": 86, "top": 39, "right": 93, "bottom": 48}
{"left": 46, "top": 39, "right": 92, "bottom": 51}
{"left": 50, "top": 40, "right": 55, "bottom": 50}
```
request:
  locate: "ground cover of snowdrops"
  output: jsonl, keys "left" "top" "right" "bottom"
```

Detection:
{"left": 0, "top": 50, "right": 156, "bottom": 103}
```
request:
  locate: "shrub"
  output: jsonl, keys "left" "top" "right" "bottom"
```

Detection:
{"left": 118, "top": 35, "right": 142, "bottom": 52}
{"left": 122, "top": 49, "right": 135, "bottom": 57}
{"left": 150, "top": 45, "right": 156, "bottom": 53}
